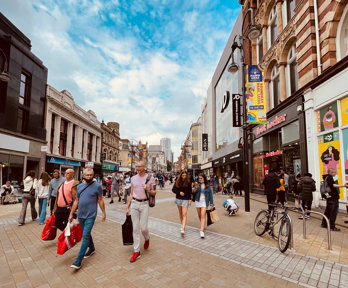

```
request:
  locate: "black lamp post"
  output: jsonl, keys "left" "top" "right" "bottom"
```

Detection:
{"left": 228, "top": 8, "right": 261, "bottom": 212}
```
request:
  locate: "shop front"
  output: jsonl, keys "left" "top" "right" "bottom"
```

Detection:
{"left": 45, "top": 156, "right": 81, "bottom": 179}
{"left": 251, "top": 99, "right": 307, "bottom": 193}
{"left": 213, "top": 150, "right": 243, "bottom": 183}
{"left": 101, "top": 161, "right": 119, "bottom": 175}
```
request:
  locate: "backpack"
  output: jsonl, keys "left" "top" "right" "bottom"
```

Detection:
{"left": 320, "top": 178, "right": 332, "bottom": 199}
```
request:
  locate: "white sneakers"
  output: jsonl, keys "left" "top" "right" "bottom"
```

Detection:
{"left": 200, "top": 231, "right": 205, "bottom": 239}
{"left": 180, "top": 228, "right": 185, "bottom": 236}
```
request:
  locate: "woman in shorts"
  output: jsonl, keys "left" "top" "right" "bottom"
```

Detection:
{"left": 172, "top": 171, "right": 193, "bottom": 236}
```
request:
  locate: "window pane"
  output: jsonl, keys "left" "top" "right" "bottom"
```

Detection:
{"left": 273, "top": 77, "right": 280, "bottom": 105}
{"left": 290, "top": 61, "right": 298, "bottom": 94}
{"left": 281, "top": 121, "right": 299, "bottom": 144}
{"left": 19, "top": 96, "right": 24, "bottom": 105}
{"left": 19, "top": 82, "right": 25, "bottom": 97}
{"left": 21, "top": 74, "right": 26, "bottom": 82}
{"left": 17, "top": 109, "right": 23, "bottom": 132}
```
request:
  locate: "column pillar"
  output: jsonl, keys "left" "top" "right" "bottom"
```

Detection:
{"left": 262, "top": 26, "right": 268, "bottom": 56}
{"left": 97, "top": 137, "right": 102, "bottom": 163}
{"left": 276, "top": 0, "right": 283, "bottom": 33}
{"left": 53, "top": 115, "right": 61, "bottom": 155}
{"left": 74, "top": 126, "right": 82, "bottom": 160}
{"left": 83, "top": 130, "right": 88, "bottom": 160}
{"left": 264, "top": 81, "right": 270, "bottom": 112}
{"left": 279, "top": 63, "right": 287, "bottom": 101}
{"left": 92, "top": 134, "right": 96, "bottom": 163}
{"left": 46, "top": 111, "right": 52, "bottom": 152}
{"left": 66, "top": 122, "right": 73, "bottom": 158}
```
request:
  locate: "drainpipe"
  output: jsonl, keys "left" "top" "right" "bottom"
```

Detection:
{"left": 313, "top": 0, "right": 322, "bottom": 75}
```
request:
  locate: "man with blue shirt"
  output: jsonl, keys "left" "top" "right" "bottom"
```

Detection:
{"left": 68, "top": 168, "right": 106, "bottom": 270}
{"left": 48, "top": 170, "right": 65, "bottom": 216}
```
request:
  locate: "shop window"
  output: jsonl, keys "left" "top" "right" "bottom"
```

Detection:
{"left": 257, "top": 35, "right": 263, "bottom": 64}
{"left": 267, "top": 5, "right": 278, "bottom": 49}
{"left": 281, "top": 121, "right": 299, "bottom": 145}
{"left": 19, "top": 71, "right": 31, "bottom": 106}
{"left": 337, "top": 3, "right": 348, "bottom": 61}
{"left": 286, "top": 44, "right": 298, "bottom": 96}
{"left": 269, "top": 64, "right": 280, "bottom": 109}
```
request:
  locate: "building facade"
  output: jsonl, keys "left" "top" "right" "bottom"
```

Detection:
{"left": 148, "top": 145, "right": 166, "bottom": 172}
{"left": 0, "top": 12, "right": 48, "bottom": 186}
{"left": 160, "top": 137, "right": 173, "bottom": 163}
{"left": 45, "top": 85, "right": 102, "bottom": 178}
{"left": 101, "top": 121, "right": 120, "bottom": 174}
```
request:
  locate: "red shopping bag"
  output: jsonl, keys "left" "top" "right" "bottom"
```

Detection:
{"left": 57, "top": 221, "right": 83, "bottom": 255}
{"left": 40, "top": 215, "right": 57, "bottom": 241}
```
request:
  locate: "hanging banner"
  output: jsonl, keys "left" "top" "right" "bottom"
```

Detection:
{"left": 188, "top": 154, "right": 192, "bottom": 169}
{"left": 245, "top": 65, "right": 267, "bottom": 124}
{"left": 202, "top": 133, "right": 208, "bottom": 151}
{"left": 127, "top": 153, "right": 131, "bottom": 167}
{"left": 232, "top": 94, "right": 242, "bottom": 127}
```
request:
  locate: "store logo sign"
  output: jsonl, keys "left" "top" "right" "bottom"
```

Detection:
{"left": 221, "top": 91, "right": 230, "bottom": 113}
{"left": 256, "top": 114, "right": 287, "bottom": 135}
{"left": 265, "top": 150, "right": 283, "bottom": 157}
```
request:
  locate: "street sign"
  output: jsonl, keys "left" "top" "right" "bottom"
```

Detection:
{"left": 232, "top": 93, "right": 242, "bottom": 127}
{"left": 202, "top": 133, "right": 208, "bottom": 151}
{"left": 85, "top": 162, "right": 94, "bottom": 168}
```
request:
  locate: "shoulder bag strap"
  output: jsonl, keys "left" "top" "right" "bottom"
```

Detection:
{"left": 144, "top": 174, "right": 152, "bottom": 200}
{"left": 61, "top": 183, "right": 70, "bottom": 206}
{"left": 78, "top": 181, "right": 94, "bottom": 200}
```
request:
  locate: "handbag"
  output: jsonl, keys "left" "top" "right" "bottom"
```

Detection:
{"left": 41, "top": 215, "right": 57, "bottom": 241}
{"left": 122, "top": 215, "right": 133, "bottom": 245}
{"left": 29, "top": 182, "right": 35, "bottom": 196}
{"left": 320, "top": 178, "right": 332, "bottom": 199}
{"left": 210, "top": 207, "right": 220, "bottom": 223}
{"left": 145, "top": 174, "right": 156, "bottom": 208}
{"left": 206, "top": 210, "right": 213, "bottom": 226}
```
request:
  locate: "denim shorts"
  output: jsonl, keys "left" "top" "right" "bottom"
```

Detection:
{"left": 175, "top": 199, "right": 190, "bottom": 207}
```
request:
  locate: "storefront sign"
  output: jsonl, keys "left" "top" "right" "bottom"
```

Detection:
{"left": 221, "top": 91, "right": 230, "bottom": 113}
{"left": 47, "top": 157, "right": 81, "bottom": 166}
{"left": 256, "top": 114, "right": 287, "bottom": 135}
{"left": 265, "top": 150, "right": 283, "bottom": 158}
{"left": 245, "top": 65, "right": 267, "bottom": 124}
{"left": 202, "top": 133, "right": 208, "bottom": 151}
{"left": 102, "top": 163, "right": 119, "bottom": 171}
{"left": 232, "top": 94, "right": 242, "bottom": 127}
{"left": 85, "top": 162, "right": 94, "bottom": 168}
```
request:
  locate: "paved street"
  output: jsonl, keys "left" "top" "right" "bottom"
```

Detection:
{"left": 1, "top": 183, "right": 348, "bottom": 287}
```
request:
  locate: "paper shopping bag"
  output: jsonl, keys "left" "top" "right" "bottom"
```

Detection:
{"left": 40, "top": 215, "right": 57, "bottom": 241}
{"left": 57, "top": 220, "right": 82, "bottom": 255}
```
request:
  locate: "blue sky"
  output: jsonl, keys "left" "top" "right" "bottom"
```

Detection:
{"left": 1, "top": 0, "right": 240, "bottom": 159}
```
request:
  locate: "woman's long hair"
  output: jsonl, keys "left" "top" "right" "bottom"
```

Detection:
{"left": 321, "top": 146, "right": 340, "bottom": 164}
{"left": 199, "top": 173, "right": 208, "bottom": 185}
{"left": 40, "top": 172, "right": 52, "bottom": 186}
{"left": 175, "top": 171, "right": 190, "bottom": 187}
{"left": 26, "top": 170, "right": 36, "bottom": 179}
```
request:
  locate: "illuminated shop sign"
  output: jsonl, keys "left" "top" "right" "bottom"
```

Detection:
{"left": 265, "top": 150, "right": 283, "bottom": 157}
{"left": 256, "top": 114, "right": 287, "bottom": 135}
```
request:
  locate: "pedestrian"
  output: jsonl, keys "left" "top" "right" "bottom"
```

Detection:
{"left": 126, "top": 161, "right": 155, "bottom": 263}
{"left": 291, "top": 174, "right": 301, "bottom": 208}
{"left": 192, "top": 173, "right": 214, "bottom": 239}
{"left": 18, "top": 170, "right": 38, "bottom": 226}
{"left": 36, "top": 172, "right": 52, "bottom": 225}
{"left": 320, "top": 168, "right": 348, "bottom": 231}
{"left": 281, "top": 169, "right": 289, "bottom": 203}
{"left": 262, "top": 169, "right": 281, "bottom": 210}
{"left": 233, "top": 176, "right": 243, "bottom": 196}
{"left": 107, "top": 176, "right": 112, "bottom": 197}
{"left": 68, "top": 168, "right": 106, "bottom": 270}
{"left": 110, "top": 170, "right": 121, "bottom": 203}
{"left": 277, "top": 174, "right": 286, "bottom": 207}
{"left": 158, "top": 174, "right": 164, "bottom": 189}
{"left": 123, "top": 172, "right": 131, "bottom": 204}
{"left": 48, "top": 170, "right": 65, "bottom": 216}
{"left": 1, "top": 181, "right": 14, "bottom": 205}
{"left": 172, "top": 170, "right": 193, "bottom": 236}
{"left": 53, "top": 169, "right": 79, "bottom": 231}
{"left": 297, "top": 173, "right": 316, "bottom": 220}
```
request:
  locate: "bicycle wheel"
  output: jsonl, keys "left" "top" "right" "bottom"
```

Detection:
{"left": 278, "top": 216, "right": 291, "bottom": 253}
{"left": 254, "top": 210, "right": 269, "bottom": 236}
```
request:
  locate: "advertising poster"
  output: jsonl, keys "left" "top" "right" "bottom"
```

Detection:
{"left": 316, "top": 102, "right": 339, "bottom": 133}
{"left": 343, "top": 129, "right": 348, "bottom": 183}
{"left": 341, "top": 96, "right": 348, "bottom": 126}
{"left": 318, "top": 131, "right": 343, "bottom": 199}
{"left": 245, "top": 65, "right": 267, "bottom": 124}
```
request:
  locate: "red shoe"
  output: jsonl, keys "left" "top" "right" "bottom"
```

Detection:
{"left": 144, "top": 240, "right": 150, "bottom": 250}
{"left": 130, "top": 252, "right": 141, "bottom": 263}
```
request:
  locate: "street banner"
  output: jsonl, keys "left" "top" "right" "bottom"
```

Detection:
{"left": 188, "top": 154, "right": 192, "bottom": 169}
{"left": 128, "top": 153, "right": 131, "bottom": 167}
{"left": 202, "top": 133, "right": 208, "bottom": 151}
{"left": 232, "top": 94, "right": 242, "bottom": 127}
{"left": 245, "top": 65, "right": 267, "bottom": 124}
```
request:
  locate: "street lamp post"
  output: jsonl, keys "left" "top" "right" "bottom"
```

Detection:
{"left": 228, "top": 8, "right": 261, "bottom": 212}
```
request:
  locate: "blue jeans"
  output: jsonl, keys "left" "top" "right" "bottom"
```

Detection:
{"left": 38, "top": 198, "right": 48, "bottom": 224}
{"left": 321, "top": 199, "right": 339, "bottom": 229}
{"left": 74, "top": 217, "right": 95, "bottom": 265}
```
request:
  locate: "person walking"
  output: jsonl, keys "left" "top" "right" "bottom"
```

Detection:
{"left": 123, "top": 172, "right": 131, "bottom": 204}
{"left": 126, "top": 161, "right": 155, "bottom": 263}
{"left": 281, "top": 169, "right": 289, "bottom": 203}
{"left": 48, "top": 170, "right": 65, "bottom": 216}
{"left": 110, "top": 170, "right": 121, "bottom": 203}
{"left": 36, "top": 172, "right": 52, "bottom": 225}
{"left": 321, "top": 168, "right": 348, "bottom": 231}
{"left": 297, "top": 173, "right": 316, "bottom": 220}
{"left": 172, "top": 171, "right": 193, "bottom": 236}
{"left": 18, "top": 170, "right": 38, "bottom": 226}
{"left": 192, "top": 173, "right": 214, "bottom": 239}
{"left": 277, "top": 174, "right": 286, "bottom": 207}
{"left": 68, "top": 168, "right": 106, "bottom": 270}
{"left": 262, "top": 169, "right": 281, "bottom": 210}
{"left": 53, "top": 169, "right": 79, "bottom": 231}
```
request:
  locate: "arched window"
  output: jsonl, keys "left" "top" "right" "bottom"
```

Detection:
{"left": 103, "top": 148, "right": 107, "bottom": 161}
{"left": 109, "top": 151, "right": 112, "bottom": 161}
{"left": 282, "top": 0, "right": 296, "bottom": 27}
{"left": 257, "top": 35, "right": 263, "bottom": 64}
{"left": 267, "top": 5, "right": 278, "bottom": 49}
{"left": 269, "top": 64, "right": 280, "bottom": 109}
{"left": 286, "top": 44, "right": 298, "bottom": 96}
{"left": 337, "top": 4, "right": 348, "bottom": 61}
{"left": 114, "top": 152, "right": 118, "bottom": 162}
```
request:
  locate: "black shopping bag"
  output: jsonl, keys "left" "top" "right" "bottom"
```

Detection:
{"left": 206, "top": 210, "right": 213, "bottom": 226}
{"left": 122, "top": 215, "right": 134, "bottom": 245}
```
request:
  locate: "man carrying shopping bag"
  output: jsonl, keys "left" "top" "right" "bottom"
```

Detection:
{"left": 68, "top": 168, "right": 106, "bottom": 270}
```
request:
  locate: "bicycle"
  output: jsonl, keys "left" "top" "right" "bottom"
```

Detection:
{"left": 254, "top": 203, "right": 295, "bottom": 253}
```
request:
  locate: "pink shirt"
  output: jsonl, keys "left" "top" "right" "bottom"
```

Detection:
{"left": 57, "top": 180, "right": 74, "bottom": 207}
{"left": 131, "top": 174, "right": 155, "bottom": 200}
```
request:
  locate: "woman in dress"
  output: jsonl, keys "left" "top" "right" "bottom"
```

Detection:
{"left": 193, "top": 173, "right": 214, "bottom": 239}
{"left": 36, "top": 172, "right": 52, "bottom": 224}
{"left": 172, "top": 171, "right": 192, "bottom": 236}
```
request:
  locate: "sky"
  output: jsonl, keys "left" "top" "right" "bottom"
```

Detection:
{"left": 1, "top": 0, "right": 240, "bottom": 160}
